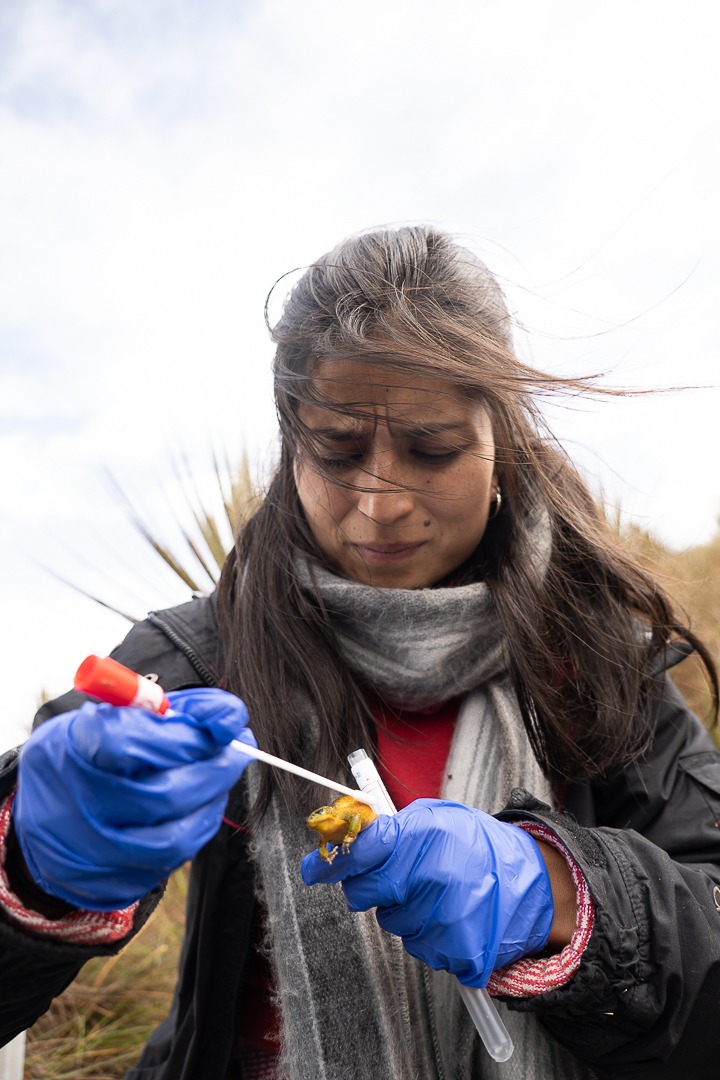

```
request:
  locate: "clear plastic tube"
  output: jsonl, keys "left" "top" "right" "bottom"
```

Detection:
{"left": 348, "top": 749, "right": 514, "bottom": 1063}
{"left": 456, "top": 983, "right": 514, "bottom": 1062}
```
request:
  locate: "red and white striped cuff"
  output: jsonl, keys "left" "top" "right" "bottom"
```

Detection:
{"left": 0, "top": 792, "right": 137, "bottom": 944}
{"left": 487, "top": 820, "right": 595, "bottom": 998}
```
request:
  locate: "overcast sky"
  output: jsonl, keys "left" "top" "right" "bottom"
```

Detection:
{"left": 1, "top": 0, "right": 719, "bottom": 747}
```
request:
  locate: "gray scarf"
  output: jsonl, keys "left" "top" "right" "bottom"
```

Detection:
{"left": 246, "top": 552, "right": 594, "bottom": 1080}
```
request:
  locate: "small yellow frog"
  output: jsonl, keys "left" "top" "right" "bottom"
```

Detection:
{"left": 306, "top": 795, "right": 378, "bottom": 864}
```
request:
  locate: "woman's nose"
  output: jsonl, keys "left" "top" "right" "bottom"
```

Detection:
{"left": 355, "top": 455, "right": 416, "bottom": 524}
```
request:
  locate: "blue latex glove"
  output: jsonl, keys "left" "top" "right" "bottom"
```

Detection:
{"left": 301, "top": 798, "right": 554, "bottom": 987}
{"left": 15, "top": 688, "right": 256, "bottom": 911}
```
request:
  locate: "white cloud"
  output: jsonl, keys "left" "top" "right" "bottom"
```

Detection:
{"left": 1, "top": 0, "right": 719, "bottom": 747}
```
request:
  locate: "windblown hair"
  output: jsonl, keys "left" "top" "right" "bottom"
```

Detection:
{"left": 217, "top": 225, "right": 717, "bottom": 817}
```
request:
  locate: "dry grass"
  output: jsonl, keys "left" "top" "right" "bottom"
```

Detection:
{"left": 620, "top": 523, "right": 720, "bottom": 726}
{"left": 24, "top": 869, "right": 188, "bottom": 1080}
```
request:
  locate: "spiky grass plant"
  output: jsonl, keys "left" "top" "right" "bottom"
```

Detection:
{"left": 123, "top": 450, "right": 258, "bottom": 594}
{"left": 97, "top": 450, "right": 260, "bottom": 618}
{"left": 45, "top": 451, "right": 261, "bottom": 623}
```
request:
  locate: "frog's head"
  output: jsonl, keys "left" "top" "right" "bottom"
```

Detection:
{"left": 306, "top": 805, "right": 336, "bottom": 829}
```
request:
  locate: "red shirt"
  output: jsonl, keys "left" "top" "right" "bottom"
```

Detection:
{"left": 372, "top": 695, "right": 460, "bottom": 809}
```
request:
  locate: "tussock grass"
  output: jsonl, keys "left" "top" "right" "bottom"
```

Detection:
{"left": 24, "top": 869, "right": 188, "bottom": 1080}
{"left": 620, "top": 523, "right": 720, "bottom": 726}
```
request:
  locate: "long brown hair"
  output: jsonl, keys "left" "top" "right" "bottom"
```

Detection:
{"left": 217, "top": 225, "right": 717, "bottom": 816}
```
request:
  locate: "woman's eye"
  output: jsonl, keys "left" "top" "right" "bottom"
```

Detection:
{"left": 319, "top": 453, "right": 362, "bottom": 470}
{"left": 313, "top": 445, "right": 461, "bottom": 470}
{"left": 412, "top": 448, "right": 460, "bottom": 464}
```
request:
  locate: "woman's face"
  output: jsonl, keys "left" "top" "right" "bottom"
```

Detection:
{"left": 294, "top": 361, "right": 497, "bottom": 588}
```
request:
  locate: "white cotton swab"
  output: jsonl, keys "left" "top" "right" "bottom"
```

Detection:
{"left": 228, "top": 739, "right": 377, "bottom": 807}
{"left": 73, "top": 654, "right": 377, "bottom": 808}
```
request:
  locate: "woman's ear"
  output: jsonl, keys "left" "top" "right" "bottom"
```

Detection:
{"left": 488, "top": 471, "right": 502, "bottom": 520}
{"left": 292, "top": 453, "right": 302, "bottom": 490}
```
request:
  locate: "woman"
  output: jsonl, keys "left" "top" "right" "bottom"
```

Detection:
{"left": 1, "top": 226, "right": 719, "bottom": 1079}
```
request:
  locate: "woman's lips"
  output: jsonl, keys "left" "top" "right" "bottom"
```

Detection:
{"left": 351, "top": 541, "right": 426, "bottom": 565}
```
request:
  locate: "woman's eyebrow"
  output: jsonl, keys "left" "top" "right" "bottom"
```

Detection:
{"left": 306, "top": 420, "right": 473, "bottom": 440}
{"left": 305, "top": 425, "right": 363, "bottom": 441}
{"left": 403, "top": 421, "right": 472, "bottom": 437}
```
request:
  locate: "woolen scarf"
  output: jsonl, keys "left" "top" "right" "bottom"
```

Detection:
{"left": 245, "top": 522, "right": 594, "bottom": 1080}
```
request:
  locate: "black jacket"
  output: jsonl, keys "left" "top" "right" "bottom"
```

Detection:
{"left": 1, "top": 594, "right": 720, "bottom": 1079}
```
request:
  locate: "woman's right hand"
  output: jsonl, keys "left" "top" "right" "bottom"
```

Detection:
{"left": 14, "top": 688, "right": 256, "bottom": 911}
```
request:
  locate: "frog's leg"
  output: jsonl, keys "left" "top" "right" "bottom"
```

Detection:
{"left": 318, "top": 839, "right": 339, "bottom": 864}
{"left": 340, "top": 813, "right": 363, "bottom": 854}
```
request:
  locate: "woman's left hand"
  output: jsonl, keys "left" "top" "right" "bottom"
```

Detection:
{"left": 301, "top": 798, "right": 554, "bottom": 987}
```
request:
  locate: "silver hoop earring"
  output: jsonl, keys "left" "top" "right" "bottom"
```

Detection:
{"left": 489, "top": 487, "right": 502, "bottom": 520}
